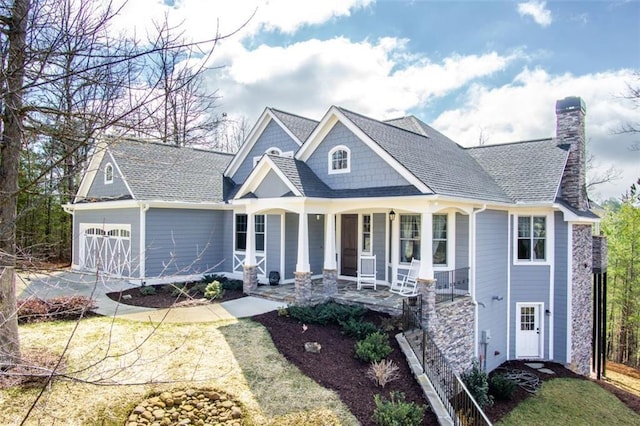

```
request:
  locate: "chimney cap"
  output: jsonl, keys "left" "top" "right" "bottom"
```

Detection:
{"left": 556, "top": 96, "right": 586, "bottom": 114}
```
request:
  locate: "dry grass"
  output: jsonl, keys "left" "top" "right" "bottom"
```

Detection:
{"left": 0, "top": 316, "right": 357, "bottom": 425}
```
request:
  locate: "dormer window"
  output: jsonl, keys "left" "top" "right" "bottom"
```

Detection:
{"left": 328, "top": 145, "right": 350, "bottom": 174}
{"left": 104, "top": 163, "right": 114, "bottom": 184}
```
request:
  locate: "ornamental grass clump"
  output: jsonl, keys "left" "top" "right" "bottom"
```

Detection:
{"left": 366, "top": 359, "right": 400, "bottom": 388}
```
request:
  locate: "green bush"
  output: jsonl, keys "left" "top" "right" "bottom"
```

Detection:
{"left": 288, "top": 302, "right": 366, "bottom": 325}
{"left": 372, "top": 391, "right": 426, "bottom": 426}
{"left": 340, "top": 318, "right": 379, "bottom": 340}
{"left": 202, "top": 274, "right": 243, "bottom": 291}
{"left": 203, "top": 274, "right": 226, "bottom": 284}
{"left": 204, "top": 281, "right": 224, "bottom": 300}
{"left": 222, "top": 279, "right": 243, "bottom": 291}
{"left": 489, "top": 373, "right": 516, "bottom": 400}
{"left": 190, "top": 282, "right": 208, "bottom": 295}
{"left": 170, "top": 283, "right": 188, "bottom": 297}
{"left": 355, "top": 331, "right": 393, "bottom": 363}
{"left": 139, "top": 285, "right": 156, "bottom": 296}
{"left": 461, "top": 359, "right": 493, "bottom": 408}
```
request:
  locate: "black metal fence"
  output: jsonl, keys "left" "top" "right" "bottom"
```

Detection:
{"left": 435, "top": 267, "right": 470, "bottom": 304}
{"left": 402, "top": 297, "right": 492, "bottom": 426}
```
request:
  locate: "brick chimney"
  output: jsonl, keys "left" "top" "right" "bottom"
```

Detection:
{"left": 556, "top": 96, "right": 588, "bottom": 210}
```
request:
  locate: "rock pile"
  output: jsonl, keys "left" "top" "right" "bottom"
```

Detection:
{"left": 126, "top": 388, "right": 244, "bottom": 425}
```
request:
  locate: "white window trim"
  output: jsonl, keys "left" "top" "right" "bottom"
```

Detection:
{"left": 513, "top": 212, "right": 553, "bottom": 266}
{"left": 104, "top": 162, "right": 114, "bottom": 184}
{"left": 361, "top": 213, "right": 373, "bottom": 255}
{"left": 432, "top": 213, "right": 450, "bottom": 269}
{"left": 255, "top": 214, "right": 266, "bottom": 253}
{"left": 234, "top": 213, "right": 248, "bottom": 252}
{"left": 328, "top": 145, "right": 351, "bottom": 175}
{"left": 234, "top": 213, "right": 266, "bottom": 253}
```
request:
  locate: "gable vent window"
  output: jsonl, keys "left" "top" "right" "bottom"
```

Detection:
{"left": 104, "top": 163, "right": 114, "bottom": 184}
{"left": 328, "top": 145, "right": 350, "bottom": 174}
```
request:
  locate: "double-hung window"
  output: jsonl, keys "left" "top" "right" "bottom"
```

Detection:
{"left": 362, "top": 214, "right": 372, "bottom": 253}
{"left": 400, "top": 214, "right": 420, "bottom": 263}
{"left": 255, "top": 215, "right": 265, "bottom": 251}
{"left": 235, "top": 214, "right": 265, "bottom": 251}
{"left": 517, "top": 216, "right": 546, "bottom": 261}
{"left": 432, "top": 214, "right": 447, "bottom": 265}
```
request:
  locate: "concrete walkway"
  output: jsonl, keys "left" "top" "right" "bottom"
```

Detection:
{"left": 18, "top": 270, "right": 285, "bottom": 323}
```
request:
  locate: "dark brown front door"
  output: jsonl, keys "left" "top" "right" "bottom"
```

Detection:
{"left": 341, "top": 214, "right": 358, "bottom": 276}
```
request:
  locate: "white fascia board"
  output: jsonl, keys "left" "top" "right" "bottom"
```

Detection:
{"left": 224, "top": 108, "right": 272, "bottom": 178}
{"left": 234, "top": 156, "right": 302, "bottom": 199}
{"left": 65, "top": 199, "right": 230, "bottom": 212}
{"left": 74, "top": 142, "right": 108, "bottom": 202}
{"left": 109, "top": 151, "right": 136, "bottom": 200}
{"left": 553, "top": 203, "right": 600, "bottom": 224}
{"left": 296, "top": 106, "right": 432, "bottom": 194}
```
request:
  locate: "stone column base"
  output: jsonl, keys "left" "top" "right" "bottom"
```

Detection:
{"left": 294, "top": 271, "right": 313, "bottom": 305}
{"left": 322, "top": 269, "right": 338, "bottom": 301}
{"left": 243, "top": 265, "right": 258, "bottom": 295}
{"left": 417, "top": 278, "right": 437, "bottom": 330}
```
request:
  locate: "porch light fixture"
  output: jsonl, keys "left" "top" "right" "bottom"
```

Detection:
{"left": 389, "top": 210, "right": 396, "bottom": 221}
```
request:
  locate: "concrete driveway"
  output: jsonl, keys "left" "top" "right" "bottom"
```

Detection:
{"left": 18, "top": 270, "right": 284, "bottom": 322}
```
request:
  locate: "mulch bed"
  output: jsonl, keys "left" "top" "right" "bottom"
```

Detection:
{"left": 253, "top": 310, "right": 438, "bottom": 425}
{"left": 105, "top": 283, "right": 245, "bottom": 308}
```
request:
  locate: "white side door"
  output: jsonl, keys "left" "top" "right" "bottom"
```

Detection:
{"left": 516, "top": 303, "right": 543, "bottom": 358}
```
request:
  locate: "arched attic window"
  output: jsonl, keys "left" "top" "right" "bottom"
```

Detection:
{"left": 104, "top": 163, "right": 114, "bottom": 184}
{"left": 328, "top": 145, "right": 350, "bottom": 174}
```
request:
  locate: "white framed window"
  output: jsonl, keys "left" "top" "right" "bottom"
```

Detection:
{"left": 400, "top": 214, "right": 420, "bottom": 263}
{"left": 104, "top": 163, "right": 114, "bottom": 184}
{"left": 328, "top": 145, "right": 350, "bottom": 174}
{"left": 255, "top": 214, "right": 265, "bottom": 252}
{"left": 517, "top": 215, "right": 546, "bottom": 261}
{"left": 235, "top": 214, "right": 265, "bottom": 251}
{"left": 433, "top": 214, "right": 447, "bottom": 266}
{"left": 362, "top": 214, "right": 372, "bottom": 254}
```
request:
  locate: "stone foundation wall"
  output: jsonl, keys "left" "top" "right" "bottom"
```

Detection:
{"left": 294, "top": 271, "right": 312, "bottom": 305}
{"left": 571, "top": 224, "right": 593, "bottom": 376}
{"left": 432, "top": 299, "right": 476, "bottom": 375}
{"left": 322, "top": 269, "right": 338, "bottom": 301}
{"left": 242, "top": 265, "right": 257, "bottom": 295}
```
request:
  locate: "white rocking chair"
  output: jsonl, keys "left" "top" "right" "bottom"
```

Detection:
{"left": 390, "top": 258, "right": 420, "bottom": 296}
{"left": 357, "top": 254, "right": 377, "bottom": 290}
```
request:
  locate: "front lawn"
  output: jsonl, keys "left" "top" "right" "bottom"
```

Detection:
{"left": 498, "top": 378, "right": 640, "bottom": 425}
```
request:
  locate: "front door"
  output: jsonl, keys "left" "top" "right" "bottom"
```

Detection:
{"left": 341, "top": 214, "right": 358, "bottom": 276}
{"left": 516, "top": 303, "right": 542, "bottom": 358}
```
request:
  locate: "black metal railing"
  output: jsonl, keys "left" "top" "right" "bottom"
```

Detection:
{"left": 435, "top": 267, "right": 471, "bottom": 304}
{"left": 402, "top": 299, "right": 492, "bottom": 426}
{"left": 402, "top": 295, "right": 423, "bottom": 330}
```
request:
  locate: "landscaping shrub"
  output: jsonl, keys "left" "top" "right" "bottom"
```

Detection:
{"left": 203, "top": 274, "right": 243, "bottom": 291}
{"left": 372, "top": 391, "right": 426, "bottom": 426}
{"left": 355, "top": 331, "right": 393, "bottom": 363}
{"left": 489, "top": 372, "right": 516, "bottom": 400}
{"left": 203, "top": 274, "right": 227, "bottom": 284}
{"left": 461, "top": 359, "right": 493, "bottom": 408}
{"left": 340, "top": 318, "right": 379, "bottom": 340}
{"left": 366, "top": 359, "right": 400, "bottom": 388}
{"left": 139, "top": 285, "right": 156, "bottom": 296}
{"left": 204, "top": 281, "right": 224, "bottom": 300}
{"left": 17, "top": 296, "right": 97, "bottom": 323}
{"left": 288, "top": 302, "right": 366, "bottom": 325}
{"left": 170, "top": 283, "right": 188, "bottom": 297}
{"left": 190, "top": 282, "right": 208, "bottom": 295}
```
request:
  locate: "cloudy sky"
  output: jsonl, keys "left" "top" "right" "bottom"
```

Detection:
{"left": 115, "top": 0, "right": 639, "bottom": 202}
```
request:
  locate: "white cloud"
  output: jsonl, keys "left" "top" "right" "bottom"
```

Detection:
{"left": 432, "top": 68, "right": 639, "bottom": 201}
{"left": 517, "top": 1, "right": 553, "bottom": 27}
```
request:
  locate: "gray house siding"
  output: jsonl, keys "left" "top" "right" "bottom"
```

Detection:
{"left": 266, "top": 214, "right": 282, "bottom": 278}
{"left": 455, "top": 213, "right": 469, "bottom": 268}
{"left": 144, "top": 209, "right": 225, "bottom": 278}
{"left": 305, "top": 122, "right": 410, "bottom": 189}
{"left": 553, "top": 211, "right": 569, "bottom": 363}
{"left": 255, "top": 170, "right": 291, "bottom": 198}
{"left": 284, "top": 213, "right": 298, "bottom": 280}
{"left": 73, "top": 207, "right": 140, "bottom": 276}
{"left": 373, "top": 213, "right": 387, "bottom": 280}
{"left": 220, "top": 210, "right": 233, "bottom": 273}
{"left": 232, "top": 120, "right": 300, "bottom": 184}
{"left": 308, "top": 214, "right": 324, "bottom": 275}
{"left": 475, "top": 209, "right": 509, "bottom": 372}
{"left": 86, "top": 153, "right": 131, "bottom": 199}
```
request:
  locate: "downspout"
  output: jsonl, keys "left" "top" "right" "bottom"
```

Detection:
{"left": 471, "top": 204, "right": 487, "bottom": 359}
{"left": 63, "top": 205, "right": 75, "bottom": 268}
{"left": 139, "top": 203, "right": 150, "bottom": 284}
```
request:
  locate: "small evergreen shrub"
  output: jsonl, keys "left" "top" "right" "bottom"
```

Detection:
{"left": 222, "top": 279, "right": 243, "bottom": 291}
{"left": 170, "top": 283, "right": 189, "bottom": 297}
{"left": 372, "top": 391, "right": 426, "bottom": 426}
{"left": 277, "top": 306, "right": 289, "bottom": 317}
{"left": 139, "top": 285, "right": 156, "bottom": 296}
{"left": 204, "top": 281, "right": 224, "bottom": 300}
{"left": 17, "top": 296, "right": 97, "bottom": 323}
{"left": 191, "top": 282, "right": 208, "bottom": 295}
{"left": 366, "top": 359, "right": 401, "bottom": 388}
{"left": 355, "top": 331, "right": 393, "bottom": 363}
{"left": 203, "top": 274, "right": 226, "bottom": 284}
{"left": 489, "top": 373, "right": 516, "bottom": 400}
{"left": 340, "top": 318, "right": 379, "bottom": 340}
{"left": 288, "top": 302, "right": 366, "bottom": 325}
{"left": 461, "top": 359, "right": 493, "bottom": 408}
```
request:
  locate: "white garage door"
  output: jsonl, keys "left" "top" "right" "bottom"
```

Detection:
{"left": 79, "top": 224, "right": 131, "bottom": 277}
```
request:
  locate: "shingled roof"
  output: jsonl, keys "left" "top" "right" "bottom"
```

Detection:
{"left": 467, "top": 139, "right": 569, "bottom": 204}
{"left": 270, "top": 108, "right": 319, "bottom": 143}
{"left": 339, "top": 108, "right": 513, "bottom": 203}
{"left": 108, "top": 140, "right": 233, "bottom": 203}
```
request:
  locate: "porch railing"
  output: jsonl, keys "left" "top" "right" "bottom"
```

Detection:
{"left": 402, "top": 297, "right": 492, "bottom": 426}
{"left": 435, "top": 267, "right": 470, "bottom": 304}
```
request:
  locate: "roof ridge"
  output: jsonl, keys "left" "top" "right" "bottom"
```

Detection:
{"left": 112, "top": 138, "right": 235, "bottom": 156}
{"left": 337, "top": 106, "right": 431, "bottom": 140}
{"left": 269, "top": 107, "right": 319, "bottom": 123}
{"left": 466, "top": 137, "right": 555, "bottom": 150}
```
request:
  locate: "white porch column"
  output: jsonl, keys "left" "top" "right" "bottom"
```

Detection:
{"left": 296, "top": 211, "right": 310, "bottom": 272}
{"left": 419, "top": 211, "right": 434, "bottom": 279}
{"left": 323, "top": 213, "right": 337, "bottom": 270}
{"left": 245, "top": 212, "right": 256, "bottom": 266}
